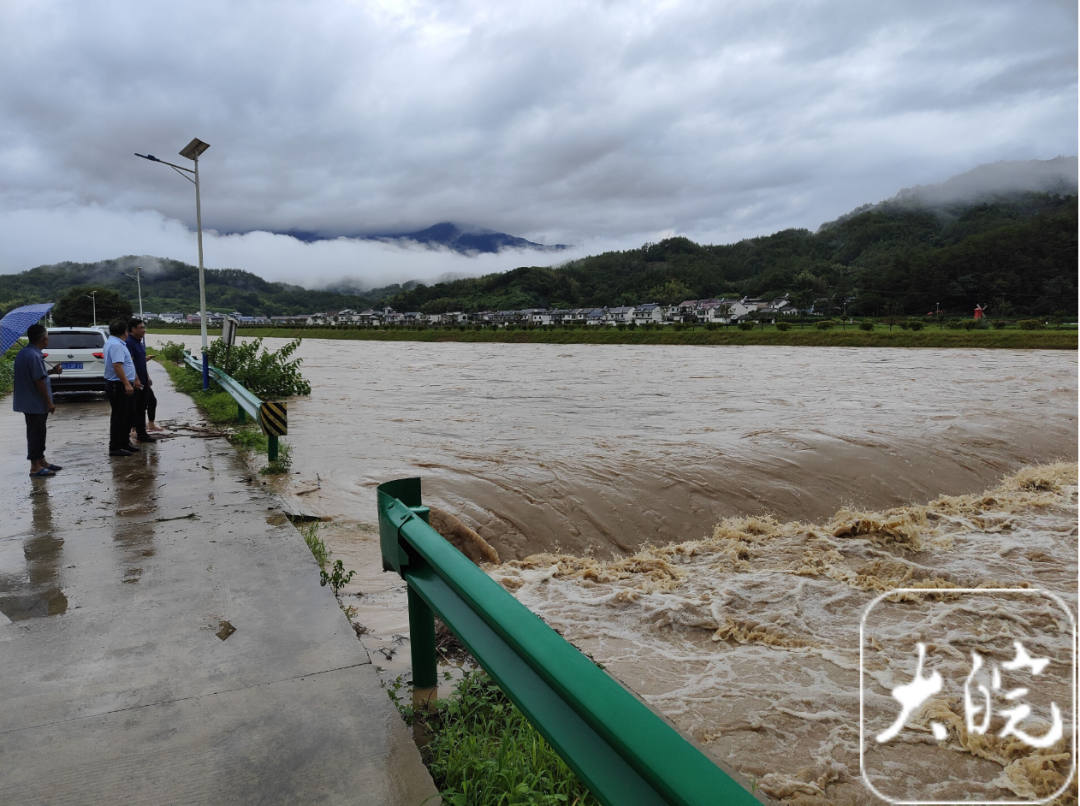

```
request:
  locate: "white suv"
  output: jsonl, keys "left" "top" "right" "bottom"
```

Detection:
{"left": 43, "top": 327, "right": 108, "bottom": 393}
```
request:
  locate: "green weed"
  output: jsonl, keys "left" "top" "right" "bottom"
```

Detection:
{"left": 301, "top": 521, "right": 330, "bottom": 568}
{"left": 320, "top": 559, "right": 356, "bottom": 594}
{"left": 393, "top": 671, "right": 600, "bottom": 806}
{"left": 258, "top": 442, "right": 292, "bottom": 475}
{"left": 229, "top": 427, "right": 268, "bottom": 452}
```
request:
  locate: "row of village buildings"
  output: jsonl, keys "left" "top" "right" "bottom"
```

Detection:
{"left": 148, "top": 297, "right": 799, "bottom": 328}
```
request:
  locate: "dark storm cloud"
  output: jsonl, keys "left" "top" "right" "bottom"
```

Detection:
{"left": 0, "top": 0, "right": 1074, "bottom": 284}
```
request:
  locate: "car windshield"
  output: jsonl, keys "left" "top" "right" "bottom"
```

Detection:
{"left": 47, "top": 332, "right": 105, "bottom": 349}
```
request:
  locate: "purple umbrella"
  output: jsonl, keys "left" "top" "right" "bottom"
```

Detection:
{"left": 1, "top": 303, "right": 54, "bottom": 356}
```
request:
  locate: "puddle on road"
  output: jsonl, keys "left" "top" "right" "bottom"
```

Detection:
{"left": 0, "top": 486, "right": 68, "bottom": 621}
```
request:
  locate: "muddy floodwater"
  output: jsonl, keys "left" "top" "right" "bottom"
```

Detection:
{"left": 151, "top": 337, "right": 1078, "bottom": 804}
{"left": 150, "top": 338, "right": 1076, "bottom": 559}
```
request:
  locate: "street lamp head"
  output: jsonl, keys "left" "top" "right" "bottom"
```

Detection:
{"left": 179, "top": 138, "right": 210, "bottom": 160}
{"left": 135, "top": 153, "right": 161, "bottom": 162}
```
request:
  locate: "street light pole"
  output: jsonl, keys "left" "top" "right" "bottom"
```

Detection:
{"left": 85, "top": 291, "right": 98, "bottom": 327}
{"left": 136, "top": 138, "right": 211, "bottom": 388}
{"left": 192, "top": 147, "right": 209, "bottom": 389}
{"left": 123, "top": 266, "right": 144, "bottom": 319}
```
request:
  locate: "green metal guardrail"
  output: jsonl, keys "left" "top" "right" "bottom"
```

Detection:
{"left": 378, "top": 477, "right": 767, "bottom": 806}
{"left": 180, "top": 350, "right": 282, "bottom": 460}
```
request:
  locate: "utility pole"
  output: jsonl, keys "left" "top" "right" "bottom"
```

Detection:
{"left": 85, "top": 291, "right": 98, "bottom": 326}
{"left": 124, "top": 266, "right": 144, "bottom": 318}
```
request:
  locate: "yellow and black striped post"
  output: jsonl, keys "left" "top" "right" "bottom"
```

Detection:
{"left": 259, "top": 402, "right": 287, "bottom": 461}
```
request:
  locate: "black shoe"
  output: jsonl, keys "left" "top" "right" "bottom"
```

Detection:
{"left": 136, "top": 436, "right": 158, "bottom": 443}
{"left": 109, "top": 449, "right": 133, "bottom": 457}
{"left": 123, "top": 444, "right": 141, "bottom": 452}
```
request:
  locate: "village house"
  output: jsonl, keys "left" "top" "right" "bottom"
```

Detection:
{"left": 757, "top": 298, "right": 797, "bottom": 322}
{"left": 522, "top": 308, "right": 548, "bottom": 325}
{"left": 566, "top": 308, "right": 590, "bottom": 325}
{"left": 604, "top": 306, "right": 635, "bottom": 325}
{"left": 633, "top": 303, "right": 663, "bottom": 325}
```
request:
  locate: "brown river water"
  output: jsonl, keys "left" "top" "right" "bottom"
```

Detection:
{"left": 151, "top": 336, "right": 1078, "bottom": 804}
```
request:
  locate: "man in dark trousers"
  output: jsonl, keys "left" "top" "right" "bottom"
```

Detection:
{"left": 125, "top": 318, "right": 157, "bottom": 443}
{"left": 103, "top": 319, "right": 142, "bottom": 457}
{"left": 12, "top": 324, "right": 64, "bottom": 477}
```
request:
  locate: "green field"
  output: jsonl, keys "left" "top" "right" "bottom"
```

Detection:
{"left": 148, "top": 325, "right": 1077, "bottom": 349}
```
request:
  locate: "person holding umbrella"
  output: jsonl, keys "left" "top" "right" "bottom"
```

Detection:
{"left": 12, "top": 324, "right": 64, "bottom": 477}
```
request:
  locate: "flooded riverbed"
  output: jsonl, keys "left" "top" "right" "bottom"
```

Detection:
{"left": 149, "top": 337, "right": 1076, "bottom": 560}
{"left": 150, "top": 337, "right": 1077, "bottom": 803}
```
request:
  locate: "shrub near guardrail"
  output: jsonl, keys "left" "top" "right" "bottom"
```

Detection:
{"left": 204, "top": 337, "right": 311, "bottom": 398}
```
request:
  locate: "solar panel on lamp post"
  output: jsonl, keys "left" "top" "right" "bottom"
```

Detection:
{"left": 135, "top": 138, "right": 211, "bottom": 388}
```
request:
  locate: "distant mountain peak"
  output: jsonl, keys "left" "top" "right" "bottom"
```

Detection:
{"left": 368, "top": 222, "right": 570, "bottom": 255}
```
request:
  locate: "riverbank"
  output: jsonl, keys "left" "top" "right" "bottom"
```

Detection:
{"left": 148, "top": 326, "right": 1077, "bottom": 349}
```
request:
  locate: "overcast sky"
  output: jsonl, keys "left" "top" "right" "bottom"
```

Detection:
{"left": 1, "top": 0, "right": 1075, "bottom": 287}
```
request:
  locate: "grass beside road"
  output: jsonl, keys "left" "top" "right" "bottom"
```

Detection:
{"left": 148, "top": 325, "right": 1077, "bottom": 349}
{"left": 391, "top": 671, "right": 600, "bottom": 806}
{"left": 157, "top": 358, "right": 269, "bottom": 454}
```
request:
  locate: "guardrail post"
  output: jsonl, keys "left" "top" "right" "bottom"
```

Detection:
{"left": 408, "top": 586, "right": 437, "bottom": 688}
{"left": 237, "top": 403, "right": 246, "bottom": 424}
{"left": 406, "top": 504, "right": 437, "bottom": 688}
{"left": 268, "top": 435, "right": 279, "bottom": 462}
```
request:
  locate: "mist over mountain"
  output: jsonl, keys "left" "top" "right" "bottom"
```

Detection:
{"left": 893, "top": 157, "right": 1077, "bottom": 207}
{"left": 367, "top": 223, "right": 570, "bottom": 254}
{"left": 279, "top": 222, "right": 569, "bottom": 255}
{"left": 821, "top": 157, "right": 1078, "bottom": 230}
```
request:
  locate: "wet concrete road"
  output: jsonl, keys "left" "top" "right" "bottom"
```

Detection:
{"left": 0, "top": 362, "right": 437, "bottom": 805}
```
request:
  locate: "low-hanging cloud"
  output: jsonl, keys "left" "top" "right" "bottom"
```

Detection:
{"left": 0, "top": 204, "right": 624, "bottom": 287}
{"left": 0, "top": 0, "right": 1075, "bottom": 284}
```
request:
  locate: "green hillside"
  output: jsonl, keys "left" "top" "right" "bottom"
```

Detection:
{"left": 387, "top": 192, "right": 1076, "bottom": 316}
{"left": 0, "top": 257, "right": 387, "bottom": 317}
{"left": 1, "top": 191, "right": 1075, "bottom": 318}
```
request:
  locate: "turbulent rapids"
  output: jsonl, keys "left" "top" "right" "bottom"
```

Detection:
{"left": 491, "top": 464, "right": 1078, "bottom": 805}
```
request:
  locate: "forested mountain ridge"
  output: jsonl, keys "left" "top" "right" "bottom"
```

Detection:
{"left": 388, "top": 192, "right": 1077, "bottom": 316}
{"left": 1, "top": 182, "right": 1076, "bottom": 319}
{"left": 0, "top": 258, "right": 394, "bottom": 318}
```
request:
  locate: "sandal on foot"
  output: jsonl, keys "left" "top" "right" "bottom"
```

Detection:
{"left": 29, "top": 468, "right": 55, "bottom": 477}
{"left": 47, "top": 464, "right": 63, "bottom": 472}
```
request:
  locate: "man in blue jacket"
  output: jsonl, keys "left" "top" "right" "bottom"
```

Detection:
{"left": 125, "top": 318, "right": 157, "bottom": 443}
{"left": 12, "top": 324, "right": 64, "bottom": 477}
{"left": 103, "top": 319, "right": 142, "bottom": 456}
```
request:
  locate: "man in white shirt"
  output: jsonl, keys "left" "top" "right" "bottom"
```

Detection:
{"left": 103, "top": 319, "right": 142, "bottom": 456}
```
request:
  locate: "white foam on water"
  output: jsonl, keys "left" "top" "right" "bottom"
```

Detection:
{"left": 492, "top": 464, "right": 1078, "bottom": 805}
